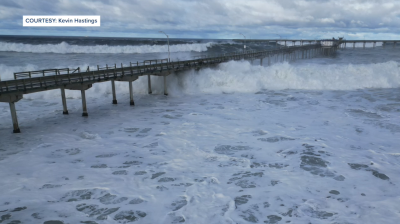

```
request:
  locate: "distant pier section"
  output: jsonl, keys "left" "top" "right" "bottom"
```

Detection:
{"left": 0, "top": 38, "right": 397, "bottom": 133}
{"left": 232, "top": 38, "right": 399, "bottom": 49}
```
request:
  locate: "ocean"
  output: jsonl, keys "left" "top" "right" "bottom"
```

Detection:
{"left": 0, "top": 35, "right": 399, "bottom": 224}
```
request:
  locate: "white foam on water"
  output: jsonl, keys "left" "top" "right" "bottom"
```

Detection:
{"left": 0, "top": 86, "right": 399, "bottom": 224}
{"left": 0, "top": 41, "right": 214, "bottom": 54}
{"left": 1, "top": 45, "right": 400, "bottom": 224}
{"left": 0, "top": 64, "right": 40, "bottom": 81}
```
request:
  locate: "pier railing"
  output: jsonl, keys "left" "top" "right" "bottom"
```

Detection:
{"left": 0, "top": 43, "right": 328, "bottom": 133}
{"left": 0, "top": 44, "right": 322, "bottom": 95}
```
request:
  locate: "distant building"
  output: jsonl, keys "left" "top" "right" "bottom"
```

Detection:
{"left": 320, "top": 37, "right": 343, "bottom": 48}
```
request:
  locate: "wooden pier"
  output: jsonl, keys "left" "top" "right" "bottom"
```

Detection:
{"left": 0, "top": 42, "right": 340, "bottom": 133}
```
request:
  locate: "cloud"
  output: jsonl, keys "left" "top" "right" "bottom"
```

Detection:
{"left": 320, "top": 18, "right": 335, "bottom": 24}
{"left": 0, "top": 0, "right": 22, "bottom": 9}
{"left": 1, "top": 0, "right": 400, "bottom": 39}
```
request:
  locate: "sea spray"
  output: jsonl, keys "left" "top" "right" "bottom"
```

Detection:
{"left": 166, "top": 60, "right": 400, "bottom": 94}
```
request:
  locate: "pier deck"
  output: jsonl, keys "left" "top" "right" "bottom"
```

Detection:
{"left": 0, "top": 42, "right": 338, "bottom": 133}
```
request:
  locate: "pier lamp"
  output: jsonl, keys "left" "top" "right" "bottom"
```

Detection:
{"left": 239, "top": 33, "right": 246, "bottom": 53}
{"left": 159, "top": 31, "right": 170, "bottom": 62}
{"left": 275, "top": 34, "right": 282, "bottom": 48}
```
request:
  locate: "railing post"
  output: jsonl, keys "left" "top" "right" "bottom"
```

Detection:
{"left": 129, "top": 63, "right": 134, "bottom": 76}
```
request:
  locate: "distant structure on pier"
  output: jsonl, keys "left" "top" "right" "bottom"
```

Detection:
{"left": 321, "top": 37, "right": 344, "bottom": 48}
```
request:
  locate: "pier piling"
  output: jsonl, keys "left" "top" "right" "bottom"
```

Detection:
{"left": 129, "top": 81, "right": 134, "bottom": 106}
{"left": 268, "top": 54, "right": 271, "bottom": 66}
{"left": 164, "top": 75, "right": 168, "bottom": 96}
{"left": 61, "top": 87, "right": 68, "bottom": 114}
{"left": 111, "top": 80, "right": 117, "bottom": 104}
{"left": 9, "top": 102, "right": 20, "bottom": 133}
{"left": 81, "top": 90, "right": 88, "bottom": 117}
{"left": 147, "top": 75, "right": 152, "bottom": 94}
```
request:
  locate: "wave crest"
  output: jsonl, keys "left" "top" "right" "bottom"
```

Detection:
{"left": 0, "top": 41, "right": 213, "bottom": 54}
{"left": 1, "top": 60, "right": 399, "bottom": 99}
{"left": 167, "top": 60, "right": 400, "bottom": 94}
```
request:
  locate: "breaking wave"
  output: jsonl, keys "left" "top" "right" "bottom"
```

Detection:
{"left": 0, "top": 41, "right": 213, "bottom": 54}
{"left": 167, "top": 60, "right": 400, "bottom": 94}
{"left": 1, "top": 60, "right": 399, "bottom": 99}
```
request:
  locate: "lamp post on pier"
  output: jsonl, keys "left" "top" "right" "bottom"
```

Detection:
{"left": 159, "top": 31, "right": 170, "bottom": 62}
{"left": 275, "top": 34, "right": 282, "bottom": 48}
{"left": 239, "top": 33, "right": 246, "bottom": 54}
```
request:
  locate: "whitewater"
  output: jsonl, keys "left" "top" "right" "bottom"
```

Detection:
{"left": 0, "top": 41, "right": 214, "bottom": 54}
{"left": 0, "top": 36, "right": 399, "bottom": 224}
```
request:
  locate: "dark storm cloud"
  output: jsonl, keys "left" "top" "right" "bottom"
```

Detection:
{"left": 0, "top": 0, "right": 399, "bottom": 39}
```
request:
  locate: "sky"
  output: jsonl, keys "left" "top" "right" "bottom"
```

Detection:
{"left": 0, "top": 0, "right": 400, "bottom": 40}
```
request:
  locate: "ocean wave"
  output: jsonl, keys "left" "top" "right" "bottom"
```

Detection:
{"left": 0, "top": 64, "right": 40, "bottom": 81}
{"left": 167, "top": 60, "right": 400, "bottom": 94}
{"left": 1, "top": 60, "right": 399, "bottom": 99}
{"left": 0, "top": 41, "right": 214, "bottom": 54}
